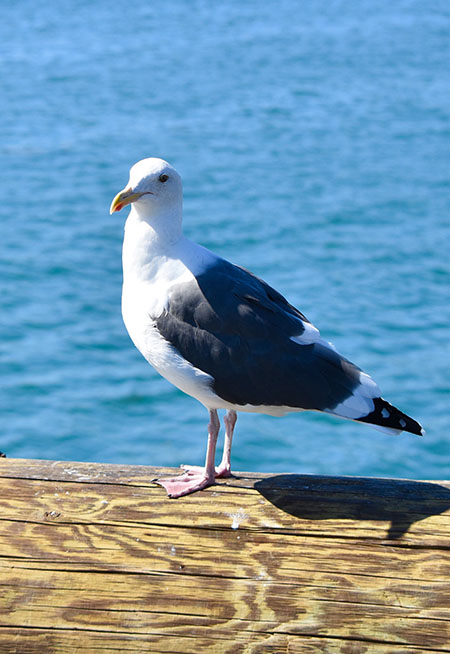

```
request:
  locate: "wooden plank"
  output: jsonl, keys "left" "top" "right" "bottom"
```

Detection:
{"left": 0, "top": 628, "right": 442, "bottom": 654}
{"left": 0, "top": 458, "right": 449, "bottom": 653}
{"left": 1, "top": 459, "right": 449, "bottom": 543}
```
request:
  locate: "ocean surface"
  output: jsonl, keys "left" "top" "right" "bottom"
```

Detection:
{"left": 1, "top": 0, "right": 449, "bottom": 479}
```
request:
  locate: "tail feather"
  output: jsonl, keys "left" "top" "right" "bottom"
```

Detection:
{"left": 356, "top": 397, "right": 424, "bottom": 436}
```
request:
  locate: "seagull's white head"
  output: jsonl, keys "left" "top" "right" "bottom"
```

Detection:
{"left": 110, "top": 158, "right": 182, "bottom": 219}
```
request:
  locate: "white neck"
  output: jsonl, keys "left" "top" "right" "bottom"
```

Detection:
{"left": 122, "top": 204, "right": 184, "bottom": 281}
{"left": 133, "top": 198, "right": 183, "bottom": 244}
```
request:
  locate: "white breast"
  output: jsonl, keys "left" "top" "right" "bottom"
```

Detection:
{"left": 121, "top": 218, "right": 219, "bottom": 408}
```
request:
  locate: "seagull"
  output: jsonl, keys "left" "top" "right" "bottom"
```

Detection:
{"left": 110, "top": 157, "right": 424, "bottom": 498}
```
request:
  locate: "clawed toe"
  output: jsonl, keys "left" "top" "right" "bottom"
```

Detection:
{"left": 155, "top": 471, "right": 215, "bottom": 498}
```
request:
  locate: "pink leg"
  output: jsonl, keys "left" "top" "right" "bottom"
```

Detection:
{"left": 181, "top": 409, "right": 237, "bottom": 479}
{"left": 216, "top": 409, "right": 237, "bottom": 477}
{"left": 155, "top": 409, "right": 220, "bottom": 499}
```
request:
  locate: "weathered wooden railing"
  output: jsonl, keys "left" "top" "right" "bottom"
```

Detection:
{"left": 1, "top": 458, "right": 449, "bottom": 652}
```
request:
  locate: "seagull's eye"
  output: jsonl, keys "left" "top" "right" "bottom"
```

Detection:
{"left": 159, "top": 174, "right": 169, "bottom": 183}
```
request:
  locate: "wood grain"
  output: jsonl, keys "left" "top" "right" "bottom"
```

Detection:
{"left": 0, "top": 458, "right": 449, "bottom": 653}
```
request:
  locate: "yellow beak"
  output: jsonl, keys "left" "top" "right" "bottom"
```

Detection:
{"left": 110, "top": 187, "right": 146, "bottom": 214}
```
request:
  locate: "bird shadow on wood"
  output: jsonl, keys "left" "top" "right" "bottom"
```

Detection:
{"left": 254, "top": 474, "right": 450, "bottom": 539}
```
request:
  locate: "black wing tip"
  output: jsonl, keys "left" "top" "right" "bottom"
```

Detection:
{"left": 357, "top": 397, "right": 424, "bottom": 436}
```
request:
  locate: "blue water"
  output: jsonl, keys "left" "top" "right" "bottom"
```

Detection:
{"left": 1, "top": 1, "right": 449, "bottom": 479}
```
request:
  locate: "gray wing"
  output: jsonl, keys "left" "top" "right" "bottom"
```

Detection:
{"left": 155, "top": 258, "right": 362, "bottom": 410}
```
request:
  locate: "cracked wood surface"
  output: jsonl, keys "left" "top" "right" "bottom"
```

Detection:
{"left": 0, "top": 458, "right": 449, "bottom": 653}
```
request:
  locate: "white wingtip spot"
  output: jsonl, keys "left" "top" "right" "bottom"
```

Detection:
{"left": 382, "top": 408, "right": 390, "bottom": 419}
